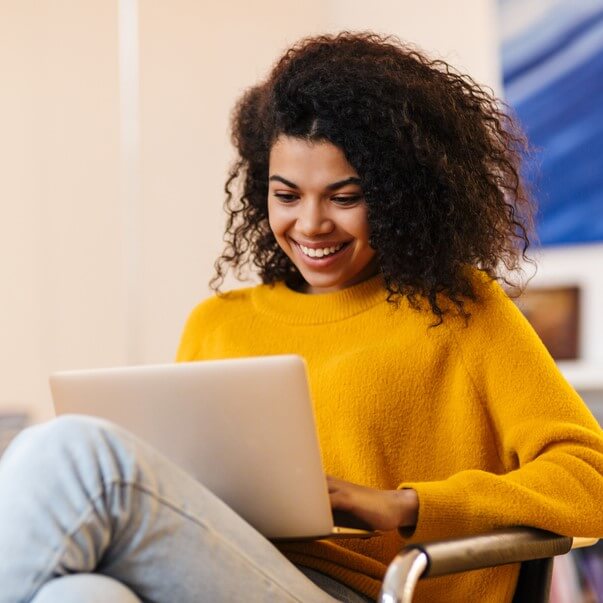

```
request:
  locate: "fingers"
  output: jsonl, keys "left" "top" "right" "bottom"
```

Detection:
{"left": 329, "top": 486, "right": 355, "bottom": 509}
{"left": 326, "top": 475, "right": 344, "bottom": 493}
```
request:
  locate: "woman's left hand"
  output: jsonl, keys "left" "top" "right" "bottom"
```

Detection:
{"left": 327, "top": 475, "right": 419, "bottom": 532}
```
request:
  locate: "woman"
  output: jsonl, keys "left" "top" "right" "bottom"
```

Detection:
{"left": 1, "top": 32, "right": 602, "bottom": 603}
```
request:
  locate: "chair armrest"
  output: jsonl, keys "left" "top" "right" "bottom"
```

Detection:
{"left": 379, "top": 527, "right": 573, "bottom": 603}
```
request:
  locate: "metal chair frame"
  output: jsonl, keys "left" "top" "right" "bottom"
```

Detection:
{"left": 378, "top": 527, "right": 598, "bottom": 603}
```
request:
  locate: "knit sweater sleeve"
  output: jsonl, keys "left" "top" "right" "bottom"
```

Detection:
{"left": 399, "top": 278, "right": 603, "bottom": 543}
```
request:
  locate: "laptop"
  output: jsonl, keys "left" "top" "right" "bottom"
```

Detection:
{"left": 50, "top": 354, "right": 376, "bottom": 541}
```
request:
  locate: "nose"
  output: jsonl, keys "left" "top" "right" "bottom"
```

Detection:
{"left": 297, "top": 199, "right": 334, "bottom": 237}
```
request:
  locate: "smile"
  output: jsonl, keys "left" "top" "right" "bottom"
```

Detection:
{"left": 292, "top": 240, "right": 352, "bottom": 264}
{"left": 298, "top": 242, "right": 346, "bottom": 258}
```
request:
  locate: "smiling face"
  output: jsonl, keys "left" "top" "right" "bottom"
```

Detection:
{"left": 267, "top": 136, "right": 378, "bottom": 294}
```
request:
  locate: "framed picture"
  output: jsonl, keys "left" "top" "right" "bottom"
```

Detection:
{"left": 514, "top": 286, "right": 581, "bottom": 360}
{"left": 499, "top": 0, "right": 603, "bottom": 246}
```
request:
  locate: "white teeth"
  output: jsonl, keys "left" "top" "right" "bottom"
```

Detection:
{"left": 299, "top": 242, "right": 345, "bottom": 258}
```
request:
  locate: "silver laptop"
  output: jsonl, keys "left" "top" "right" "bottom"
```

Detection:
{"left": 50, "top": 354, "right": 375, "bottom": 541}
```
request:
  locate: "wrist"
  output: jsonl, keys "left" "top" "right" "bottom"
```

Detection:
{"left": 395, "top": 488, "right": 419, "bottom": 528}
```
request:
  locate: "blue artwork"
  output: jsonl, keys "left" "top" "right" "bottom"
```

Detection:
{"left": 499, "top": 0, "right": 603, "bottom": 246}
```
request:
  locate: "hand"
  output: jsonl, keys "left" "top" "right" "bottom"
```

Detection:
{"left": 327, "top": 475, "right": 419, "bottom": 532}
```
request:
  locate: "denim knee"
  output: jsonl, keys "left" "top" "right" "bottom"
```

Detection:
{"left": 31, "top": 574, "right": 143, "bottom": 603}
{"left": 8, "top": 414, "right": 119, "bottom": 454}
{"left": 1, "top": 414, "right": 131, "bottom": 480}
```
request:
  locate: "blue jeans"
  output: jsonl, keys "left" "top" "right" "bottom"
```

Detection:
{"left": 0, "top": 416, "right": 373, "bottom": 603}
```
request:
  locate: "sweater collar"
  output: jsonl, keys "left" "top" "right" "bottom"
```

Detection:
{"left": 251, "top": 274, "right": 387, "bottom": 324}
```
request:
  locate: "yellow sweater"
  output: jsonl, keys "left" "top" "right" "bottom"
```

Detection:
{"left": 176, "top": 271, "right": 603, "bottom": 602}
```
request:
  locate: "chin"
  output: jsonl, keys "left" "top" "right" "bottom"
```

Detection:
{"left": 301, "top": 274, "right": 349, "bottom": 291}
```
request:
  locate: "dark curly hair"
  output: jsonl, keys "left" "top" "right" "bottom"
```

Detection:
{"left": 210, "top": 31, "right": 535, "bottom": 323}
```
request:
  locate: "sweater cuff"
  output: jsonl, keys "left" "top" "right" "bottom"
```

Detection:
{"left": 397, "top": 480, "right": 487, "bottom": 543}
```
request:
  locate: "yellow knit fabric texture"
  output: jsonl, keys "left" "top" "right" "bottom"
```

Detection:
{"left": 176, "top": 272, "right": 603, "bottom": 602}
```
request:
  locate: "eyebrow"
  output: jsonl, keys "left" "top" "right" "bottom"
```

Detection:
{"left": 269, "top": 175, "right": 362, "bottom": 191}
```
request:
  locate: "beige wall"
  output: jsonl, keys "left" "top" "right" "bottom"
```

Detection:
{"left": 1, "top": 0, "right": 125, "bottom": 421}
{"left": 326, "top": 0, "right": 503, "bottom": 92}
{"left": 10, "top": 0, "right": 590, "bottom": 424}
{"left": 136, "top": 0, "right": 330, "bottom": 364}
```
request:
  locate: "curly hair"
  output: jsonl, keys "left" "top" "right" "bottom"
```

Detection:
{"left": 210, "top": 31, "right": 535, "bottom": 323}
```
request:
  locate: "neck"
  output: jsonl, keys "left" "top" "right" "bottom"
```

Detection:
{"left": 301, "top": 260, "right": 381, "bottom": 295}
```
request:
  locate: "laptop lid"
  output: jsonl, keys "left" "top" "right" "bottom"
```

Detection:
{"left": 50, "top": 355, "right": 340, "bottom": 540}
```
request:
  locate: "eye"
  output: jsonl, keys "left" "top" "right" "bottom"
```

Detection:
{"left": 273, "top": 192, "right": 298, "bottom": 202}
{"left": 332, "top": 195, "right": 363, "bottom": 205}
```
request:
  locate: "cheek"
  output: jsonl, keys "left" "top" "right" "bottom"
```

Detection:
{"left": 267, "top": 204, "right": 288, "bottom": 242}
{"left": 267, "top": 201, "right": 279, "bottom": 234}
{"left": 345, "top": 208, "right": 371, "bottom": 241}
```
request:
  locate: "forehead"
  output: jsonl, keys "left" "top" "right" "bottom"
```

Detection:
{"left": 269, "top": 136, "right": 358, "bottom": 185}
